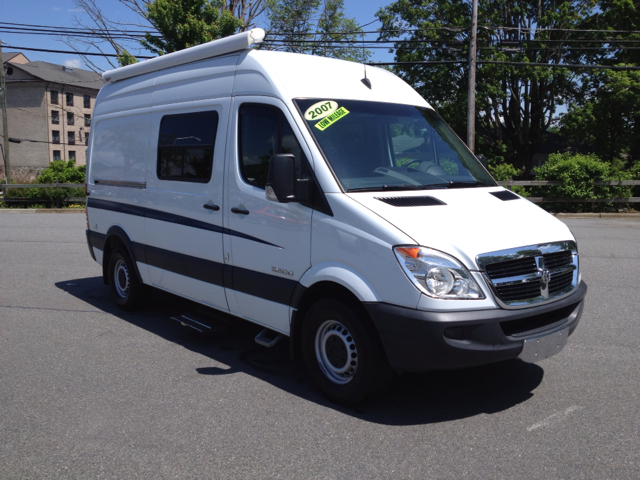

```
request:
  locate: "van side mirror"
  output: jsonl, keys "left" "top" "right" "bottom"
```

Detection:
{"left": 266, "top": 154, "right": 296, "bottom": 203}
{"left": 477, "top": 154, "right": 488, "bottom": 169}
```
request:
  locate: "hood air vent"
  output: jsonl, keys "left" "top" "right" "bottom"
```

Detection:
{"left": 491, "top": 190, "right": 520, "bottom": 201}
{"left": 376, "top": 196, "right": 446, "bottom": 207}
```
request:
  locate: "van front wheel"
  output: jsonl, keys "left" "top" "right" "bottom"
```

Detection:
{"left": 302, "top": 298, "right": 388, "bottom": 405}
{"left": 108, "top": 246, "right": 143, "bottom": 311}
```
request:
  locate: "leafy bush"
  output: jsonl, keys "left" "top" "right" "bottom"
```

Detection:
{"left": 531, "top": 153, "right": 633, "bottom": 212}
{"left": 4, "top": 160, "right": 85, "bottom": 208}
{"left": 488, "top": 162, "right": 528, "bottom": 197}
{"left": 38, "top": 160, "right": 86, "bottom": 184}
{"left": 629, "top": 161, "right": 640, "bottom": 199}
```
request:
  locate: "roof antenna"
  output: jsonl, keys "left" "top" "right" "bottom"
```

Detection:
{"left": 360, "top": 31, "right": 372, "bottom": 89}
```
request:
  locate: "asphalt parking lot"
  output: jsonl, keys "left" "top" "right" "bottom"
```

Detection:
{"left": 1, "top": 213, "right": 639, "bottom": 479}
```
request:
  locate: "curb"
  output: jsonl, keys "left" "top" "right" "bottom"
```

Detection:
{"left": 0, "top": 208, "right": 85, "bottom": 214}
{"left": 555, "top": 212, "right": 640, "bottom": 220}
{"left": 2, "top": 209, "right": 640, "bottom": 219}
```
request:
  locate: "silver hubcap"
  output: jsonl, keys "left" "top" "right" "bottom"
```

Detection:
{"left": 114, "top": 258, "right": 130, "bottom": 299}
{"left": 315, "top": 320, "right": 358, "bottom": 385}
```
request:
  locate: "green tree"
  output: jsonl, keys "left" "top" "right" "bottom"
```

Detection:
{"left": 376, "top": 0, "right": 597, "bottom": 174}
{"left": 263, "top": 0, "right": 370, "bottom": 62}
{"left": 117, "top": 49, "right": 140, "bottom": 67}
{"left": 67, "top": 0, "right": 265, "bottom": 72}
{"left": 141, "top": 0, "right": 244, "bottom": 55}
{"left": 557, "top": 1, "right": 640, "bottom": 163}
{"left": 560, "top": 69, "right": 640, "bottom": 163}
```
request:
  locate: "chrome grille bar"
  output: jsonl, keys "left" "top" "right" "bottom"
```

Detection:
{"left": 477, "top": 241, "right": 579, "bottom": 309}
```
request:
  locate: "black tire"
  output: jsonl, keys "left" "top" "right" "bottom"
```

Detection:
{"left": 301, "top": 298, "right": 391, "bottom": 405}
{"left": 108, "top": 246, "right": 144, "bottom": 311}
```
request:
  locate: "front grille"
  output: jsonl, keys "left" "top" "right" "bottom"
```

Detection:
{"left": 485, "top": 257, "right": 536, "bottom": 279}
{"left": 496, "top": 280, "right": 541, "bottom": 301}
{"left": 477, "top": 241, "right": 579, "bottom": 308}
{"left": 544, "top": 251, "right": 572, "bottom": 269}
{"left": 549, "top": 270, "right": 573, "bottom": 294}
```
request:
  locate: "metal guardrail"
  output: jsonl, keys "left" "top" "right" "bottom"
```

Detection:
{"left": 0, "top": 183, "right": 86, "bottom": 206}
{"left": 1, "top": 180, "right": 640, "bottom": 205}
{"left": 497, "top": 179, "right": 640, "bottom": 203}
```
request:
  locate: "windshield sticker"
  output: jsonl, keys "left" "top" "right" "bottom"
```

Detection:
{"left": 305, "top": 100, "right": 338, "bottom": 121}
{"left": 314, "top": 107, "right": 350, "bottom": 131}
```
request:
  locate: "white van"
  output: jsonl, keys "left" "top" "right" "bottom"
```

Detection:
{"left": 86, "top": 29, "right": 587, "bottom": 404}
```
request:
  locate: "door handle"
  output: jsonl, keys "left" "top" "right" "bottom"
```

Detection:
{"left": 231, "top": 207, "right": 250, "bottom": 215}
{"left": 203, "top": 204, "right": 220, "bottom": 211}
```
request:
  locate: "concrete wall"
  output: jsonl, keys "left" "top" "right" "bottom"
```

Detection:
{"left": 0, "top": 81, "right": 49, "bottom": 182}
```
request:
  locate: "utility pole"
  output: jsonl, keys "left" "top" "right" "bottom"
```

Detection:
{"left": 466, "top": 0, "right": 478, "bottom": 153}
{"left": 0, "top": 39, "right": 10, "bottom": 184}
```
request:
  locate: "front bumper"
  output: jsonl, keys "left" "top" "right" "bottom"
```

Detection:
{"left": 365, "top": 280, "right": 587, "bottom": 372}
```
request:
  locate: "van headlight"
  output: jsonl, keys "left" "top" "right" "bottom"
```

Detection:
{"left": 394, "top": 246, "right": 484, "bottom": 299}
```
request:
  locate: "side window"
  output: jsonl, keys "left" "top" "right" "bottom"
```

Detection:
{"left": 157, "top": 111, "right": 218, "bottom": 183}
{"left": 239, "top": 104, "right": 306, "bottom": 189}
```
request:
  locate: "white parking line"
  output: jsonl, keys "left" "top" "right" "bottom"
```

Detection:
{"left": 527, "top": 406, "right": 584, "bottom": 431}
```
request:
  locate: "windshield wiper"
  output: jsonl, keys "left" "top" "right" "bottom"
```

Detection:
{"left": 427, "top": 181, "right": 494, "bottom": 189}
{"left": 347, "top": 184, "right": 430, "bottom": 193}
{"left": 348, "top": 183, "right": 454, "bottom": 193}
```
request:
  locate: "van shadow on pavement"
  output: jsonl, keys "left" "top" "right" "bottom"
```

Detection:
{"left": 56, "top": 276, "right": 544, "bottom": 426}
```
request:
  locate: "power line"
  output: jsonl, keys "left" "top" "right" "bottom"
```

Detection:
{"left": 368, "top": 60, "right": 640, "bottom": 70}
{"left": 6, "top": 43, "right": 640, "bottom": 69}
{"left": 3, "top": 20, "right": 640, "bottom": 37}
{"left": 0, "top": 21, "right": 156, "bottom": 36}
{"left": 3, "top": 44, "right": 154, "bottom": 59}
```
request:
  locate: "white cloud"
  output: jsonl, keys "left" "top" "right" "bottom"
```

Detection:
{"left": 64, "top": 59, "right": 83, "bottom": 69}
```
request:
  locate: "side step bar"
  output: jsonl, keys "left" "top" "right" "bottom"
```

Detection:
{"left": 255, "top": 328, "right": 283, "bottom": 348}
{"left": 169, "top": 314, "right": 213, "bottom": 333}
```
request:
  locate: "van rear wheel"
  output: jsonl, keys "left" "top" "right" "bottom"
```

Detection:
{"left": 108, "top": 246, "right": 144, "bottom": 311}
{"left": 301, "top": 298, "right": 390, "bottom": 405}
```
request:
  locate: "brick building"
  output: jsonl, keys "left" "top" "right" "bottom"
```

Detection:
{"left": 1, "top": 52, "right": 102, "bottom": 182}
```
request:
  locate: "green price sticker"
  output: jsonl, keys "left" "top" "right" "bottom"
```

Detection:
{"left": 314, "top": 107, "right": 350, "bottom": 131}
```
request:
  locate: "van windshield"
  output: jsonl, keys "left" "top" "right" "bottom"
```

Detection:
{"left": 294, "top": 99, "right": 495, "bottom": 192}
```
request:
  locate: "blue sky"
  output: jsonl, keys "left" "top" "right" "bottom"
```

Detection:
{"left": 0, "top": 0, "right": 394, "bottom": 72}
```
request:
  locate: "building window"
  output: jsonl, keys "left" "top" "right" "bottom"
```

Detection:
{"left": 84, "top": 114, "right": 91, "bottom": 127}
{"left": 66, "top": 92, "right": 74, "bottom": 106}
{"left": 157, "top": 111, "right": 218, "bottom": 183}
{"left": 68, "top": 151, "right": 76, "bottom": 161}
{"left": 83, "top": 95, "right": 91, "bottom": 109}
{"left": 51, "top": 111, "right": 59, "bottom": 124}
{"left": 68, "top": 132, "right": 75, "bottom": 145}
{"left": 52, "top": 131, "right": 60, "bottom": 144}
{"left": 50, "top": 90, "right": 59, "bottom": 104}
{"left": 67, "top": 112, "right": 74, "bottom": 126}
{"left": 85, "top": 134, "right": 89, "bottom": 146}
{"left": 53, "top": 150, "right": 61, "bottom": 161}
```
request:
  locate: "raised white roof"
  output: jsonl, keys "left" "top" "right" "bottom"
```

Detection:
{"left": 235, "top": 49, "right": 430, "bottom": 108}
{"left": 102, "top": 28, "right": 265, "bottom": 84}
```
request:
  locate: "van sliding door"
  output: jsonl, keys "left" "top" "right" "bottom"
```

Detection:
{"left": 144, "top": 102, "right": 230, "bottom": 312}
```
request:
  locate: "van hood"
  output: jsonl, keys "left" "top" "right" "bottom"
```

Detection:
{"left": 347, "top": 188, "right": 575, "bottom": 270}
